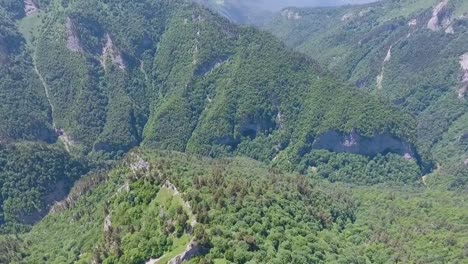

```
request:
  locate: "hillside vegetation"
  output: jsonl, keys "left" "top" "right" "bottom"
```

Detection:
{"left": 195, "top": 0, "right": 380, "bottom": 25}
{"left": 4, "top": 150, "right": 466, "bottom": 264}
{"left": 0, "top": 142, "right": 87, "bottom": 233}
{"left": 0, "top": 8, "right": 53, "bottom": 143}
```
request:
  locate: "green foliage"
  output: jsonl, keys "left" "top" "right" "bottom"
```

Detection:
{"left": 0, "top": 235, "right": 26, "bottom": 263}
{"left": 16, "top": 150, "right": 468, "bottom": 263}
{"left": 0, "top": 142, "right": 87, "bottom": 233}
{"left": 0, "top": 0, "right": 429, "bottom": 243}
{"left": 27, "top": 0, "right": 417, "bottom": 168}
{"left": 331, "top": 186, "right": 468, "bottom": 263}
{"left": 20, "top": 151, "right": 356, "bottom": 263}
{"left": 0, "top": 8, "right": 53, "bottom": 142}
{"left": 0, "top": 0, "right": 25, "bottom": 18}
{"left": 301, "top": 150, "right": 421, "bottom": 185}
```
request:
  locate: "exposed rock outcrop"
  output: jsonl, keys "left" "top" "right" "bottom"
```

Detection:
{"left": 427, "top": 0, "right": 452, "bottom": 31}
{"left": 166, "top": 240, "right": 207, "bottom": 264}
{"left": 195, "top": 56, "right": 230, "bottom": 76}
{"left": 281, "top": 9, "right": 301, "bottom": 20}
{"left": 129, "top": 153, "right": 150, "bottom": 174}
{"left": 445, "top": 25, "right": 455, "bottom": 34}
{"left": 101, "top": 34, "right": 126, "bottom": 70}
{"left": 376, "top": 45, "right": 392, "bottom": 90}
{"left": 66, "top": 17, "right": 83, "bottom": 53}
{"left": 24, "top": 0, "right": 38, "bottom": 16}
{"left": 377, "top": 44, "right": 394, "bottom": 89}
{"left": 310, "top": 130, "right": 414, "bottom": 158}
{"left": 19, "top": 180, "right": 68, "bottom": 224}
{"left": 162, "top": 180, "right": 180, "bottom": 196}
{"left": 50, "top": 173, "right": 107, "bottom": 214}
{"left": 341, "top": 12, "right": 354, "bottom": 22}
{"left": 104, "top": 214, "right": 112, "bottom": 233}
{"left": 55, "top": 128, "right": 76, "bottom": 153}
{"left": 408, "top": 19, "right": 418, "bottom": 27}
{"left": 458, "top": 53, "right": 468, "bottom": 99}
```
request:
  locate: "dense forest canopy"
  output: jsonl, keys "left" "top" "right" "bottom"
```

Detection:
{"left": 7, "top": 150, "right": 467, "bottom": 264}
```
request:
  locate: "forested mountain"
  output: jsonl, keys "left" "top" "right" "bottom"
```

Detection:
{"left": 5, "top": 151, "right": 467, "bottom": 264}
{"left": 266, "top": 0, "right": 468, "bottom": 178}
{"left": 0, "top": 0, "right": 467, "bottom": 263}
{"left": 0, "top": 142, "right": 87, "bottom": 233}
{"left": 2, "top": 0, "right": 420, "bottom": 166}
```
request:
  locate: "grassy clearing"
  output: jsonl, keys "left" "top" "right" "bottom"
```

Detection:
{"left": 153, "top": 186, "right": 194, "bottom": 263}
{"left": 17, "top": 13, "right": 42, "bottom": 46}
{"left": 156, "top": 234, "right": 191, "bottom": 264}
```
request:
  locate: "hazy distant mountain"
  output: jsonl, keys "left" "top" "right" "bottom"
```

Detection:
{"left": 196, "top": 0, "right": 379, "bottom": 24}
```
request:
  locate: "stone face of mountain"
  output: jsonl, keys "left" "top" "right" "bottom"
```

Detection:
{"left": 311, "top": 130, "right": 414, "bottom": 158}
{"left": 266, "top": 0, "right": 468, "bottom": 169}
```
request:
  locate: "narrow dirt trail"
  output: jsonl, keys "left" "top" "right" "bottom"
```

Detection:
{"left": 32, "top": 24, "right": 72, "bottom": 153}
{"left": 33, "top": 56, "right": 55, "bottom": 125}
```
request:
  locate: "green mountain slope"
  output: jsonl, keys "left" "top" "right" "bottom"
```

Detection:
{"left": 266, "top": 0, "right": 468, "bottom": 172}
{"left": 17, "top": 0, "right": 419, "bottom": 168}
{"left": 19, "top": 151, "right": 356, "bottom": 264}
{"left": 0, "top": 1, "right": 466, "bottom": 263}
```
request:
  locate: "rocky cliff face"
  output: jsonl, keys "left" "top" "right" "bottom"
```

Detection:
{"left": 166, "top": 241, "right": 207, "bottom": 264}
{"left": 65, "top": 17, "right": 84, "bottom": 53}
{"left": 311, "top": 130, "right": 414, "bottom": 158}
{"left": 427, "top": 0, "right": 452, "bottom": 32}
